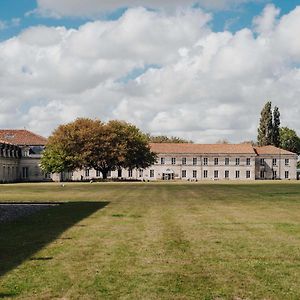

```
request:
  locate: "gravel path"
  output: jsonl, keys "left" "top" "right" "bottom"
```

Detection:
{"left": 0, "top": 204, "right": 58, "bottom": 224}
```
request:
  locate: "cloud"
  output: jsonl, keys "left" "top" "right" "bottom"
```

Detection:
{"left": 35, "top": 0, "right": 260, "bottom": 18}
{"left": 0, "top": 18, "right": 20, "bottom": 31}
{"left": 253, "top": 4, "right": 280, "bottom": 35}
{"left": 0, "top": 6, "right": 300, "bottom": 142}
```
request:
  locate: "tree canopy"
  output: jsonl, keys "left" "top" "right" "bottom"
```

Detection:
{"left": 279, "top": 127, "right": 300, "bottom": 155}
{"left": 257, "top": 101, "right": 274, "bottom": 146}
{"left": 41, "top": 118, "right": 157, "bottom": 179}
{"left": 146, "top": 134, "right": 193, "bottom": 143}
{"left": 272, "top": 106, "right": 281, "bottom": 147}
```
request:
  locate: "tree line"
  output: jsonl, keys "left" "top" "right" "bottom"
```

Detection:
{"left": 257, "top": 101, "right": 300, "bottom": 156}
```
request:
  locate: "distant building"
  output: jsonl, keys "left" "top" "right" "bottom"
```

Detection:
{"left": 0, "top": 129, "right": 298, "bottom": 182}
{"left": 0, "top": 130, "right": 50, "bottom": 183}
{"left": 72, "top": 143, "right": 298, "bottom": 181}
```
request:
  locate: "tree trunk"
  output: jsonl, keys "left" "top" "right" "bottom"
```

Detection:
{"left": 101, "top": 169, "right": 108, "bottom": 180}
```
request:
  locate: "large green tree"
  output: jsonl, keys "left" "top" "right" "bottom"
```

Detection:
{"left": 279, "top": 127, "right": 300, "bottom": 155}
{"left": 257, "top": 101, "right": 273, "bottom": 146}
{"left": 41, "top": 118, "right": 157, "bottom": 180}
{"left": 272, "top": 106, "right": 281, "bottom": 147}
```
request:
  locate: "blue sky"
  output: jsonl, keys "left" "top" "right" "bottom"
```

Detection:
{"left": 0, "top": 1, "right": 300, "bottom": 141}
{"left": 1, "top": 0, "right": 299, "bottom": 41}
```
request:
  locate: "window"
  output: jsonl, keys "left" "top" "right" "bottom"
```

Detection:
{"left": 225, "top": 158, "right": 230, "bottom": 165}
{"left": 203, "top": 157, "right": 208, "bottom": 166}
{"left": 204, "top": 170, "right": 208, "bottom": 178}
{"left": 118, "top": 169, "right": 122, "bottom": 178}
{"left": 182, "top": 170, "right": 187, "bottom": 178}
{"left": 273, "top": 170, "right": 277, "bottom": 179}
{"left": 285, "top": 171, "right": 289, "bottom": 179}
{"left": 160, "top": 157, "right": 165, "bottom": 165}
{"left": 235, "top": 170, "right": 240, "bottom": 179}
{"left": 246, "top": 170, "right": 251, "bottom": 179}
{"left": 246, "top": 158, "right": 251, "bottom": 166}
{"left": 139, "top": 169, "right": 143, "bottom": 177}
{"left": 260, "top": 170, "right": 265, "bottom": 179}
{"left": 22, "top": 167, "right": 28, "bottom": 179}
{"left": 193, "top": 170, "right": 197, "bottom": 178}
{"left": 44, "top": 172, "right": 51, "bottom": 179}
{"left": 225, "top": 170, "right": 229, "bottom": 178}
{"left": 171, "top": 158, "right": 176, "bottom": 165}
{"left": 182, "top": 157, "right": 187, "bottom": 165}
{"left": 285, "top": 159, "right": 289, "bottom": 166}
{"left": 214, "top": 170, "right": 219, "bottom": 178}
{"left": 260, "top": 158, "right": 265, "bottom": 166}
{"left": 272, "top": 158, "right": 277, "bottom": 166}
{"left": 128, "top": 169, "right": 133, "bottom": 177}
{"left": 85, "top": 169, "right": 90, "bottom": 177}
{"left": 96, "top": 170, "right": 101, "bottom": 177}
{"left": 214, "top": 158, "right": 219, "bottom": 165}
{"left": 236, "top": 158, "right": 240, "bottom": 166}
{"left": 150, "top": 170, "right": 155, "bottom": 178}
{"left": 193, "top": 158, "right": 197, "bottom": 165}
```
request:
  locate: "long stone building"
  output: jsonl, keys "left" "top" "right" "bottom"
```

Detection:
{"left": 71, "top": 143, "right": 298, "bottom": 181}
{"left": 0, "top": 129, "right": 298, "bottom": 182}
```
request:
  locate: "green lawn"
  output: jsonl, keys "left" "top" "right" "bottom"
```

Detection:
{"left": 1, "top": 182, "right": 300, "bottom": 299}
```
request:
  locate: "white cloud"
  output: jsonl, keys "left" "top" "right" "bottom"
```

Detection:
{"left": 253, "top": 4, "right": 280, "bottom": 35}
{"left": 0, "top": 18, "right": 20, "bottom": 31}
{"left": 0, "top": 5, "right": 300, "bottom": 142}
{"left": 35, "top": 0, "right": 261, "bottom": 18}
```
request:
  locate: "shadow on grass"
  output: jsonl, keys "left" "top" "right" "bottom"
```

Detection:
{"left": 0, "top": 201, "right": 109, "bottom": 278}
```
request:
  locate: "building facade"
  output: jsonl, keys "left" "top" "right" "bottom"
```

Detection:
{"left": 0, "top": 130, "right": 50, "bottom": 183}
{"left": 71, "top": 143, "right": 298, "bottom": 181}
{"left": 0, "top": 129, "right": 298, "bottom": 183}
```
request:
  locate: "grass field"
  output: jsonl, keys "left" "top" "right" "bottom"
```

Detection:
{"left": 1, "top": 182, "right": 300, "bottom": 299}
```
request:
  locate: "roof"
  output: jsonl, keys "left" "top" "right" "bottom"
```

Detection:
{"left": 254, "top": 145, "right": 297, "bottom": 155}
{"left": 150, "top": 143, "right": 256, "bottom": 154}
{"left": 0, "top": 130, "right": 47, "bottom": 146}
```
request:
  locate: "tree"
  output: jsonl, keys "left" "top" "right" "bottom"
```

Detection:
{"left": 279, "top": 127, "right": 300, "bottom": 155}
{"left": 147, "top": 134, "right": 193, "bottom": 143}
{"left": 41, "top": 118, "right": 100, "bottom": 174}
{"left": 272, "top": 106, "right": 281, "bottom": 147}
{"left": 257, "top": 101, "right": 273, "bottom": 146}
{"left": 41, "top": 118, "right": 156, "bottom": 180}
{"left": 216, "top": 139, "right": 229, "bottom": 144}
{"left": 240, "top": 140, "right": 257, "bottom": 146}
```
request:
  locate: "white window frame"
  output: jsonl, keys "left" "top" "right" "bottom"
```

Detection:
{"left": 192, "top": 170, "right": 197, "bottom": 178}
{"left": 225, "top": 170, "right": 229, "bottom": 178}
{"left": 225, "top": 158, "right": 230, "bottom": 166}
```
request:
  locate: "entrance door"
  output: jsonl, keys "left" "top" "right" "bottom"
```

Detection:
{"left": 162, "top": 173, "right": 174, "bottom": 180}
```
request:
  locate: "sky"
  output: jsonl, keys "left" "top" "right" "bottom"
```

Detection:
{"left": 0, "top": 0, "right": 300, "bottom": 142}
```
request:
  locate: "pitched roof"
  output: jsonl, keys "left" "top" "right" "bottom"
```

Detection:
{"left": 0, "top": 130, "right": 47, "bottom": 146}
{"left": 0, "top": 139, "right": 13, "bottom": 145}
{"left": 254, "top": 145, "right": 297, "bottom": 155}
{"left": 150, "top": 143, "right": 256, "bottom": 154}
